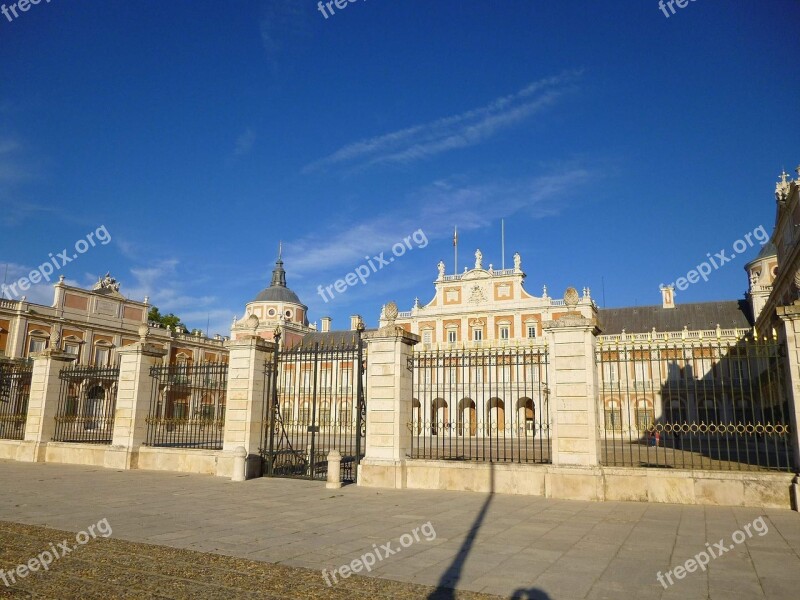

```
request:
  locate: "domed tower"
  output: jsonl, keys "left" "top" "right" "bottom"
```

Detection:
{"left": 232, "top": 246, "right": 313, "bottom": 346}
{"left": 745, "top": 241, "right": 777, "bottom": 322}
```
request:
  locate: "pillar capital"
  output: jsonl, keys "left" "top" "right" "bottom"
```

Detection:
{"left": 363, "top": 327, "right": 420, "bottom": 346}
{"left": 225, "top": 336, "right": 276, "bottom": 352}
{"left": 30, "top": 349, "right": 77, "bottom": 364}
{"left": 115, "top": 342, "right": 168, "bottom": 359}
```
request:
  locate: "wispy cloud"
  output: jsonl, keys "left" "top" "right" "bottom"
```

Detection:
{"left": 285, "top": 165, "right": 593, "bottom": 281}
{"left": 123, "top": 259, "right": 235, "bottom": 337}
{"left": 305, "top": 71, "right": 582, "bottom": 172}
{"left": 234, "top": 128, "right": 256, "bottom": 156}
{"left": 0, "top": 137, "right": 30, "bottom": 184}
{"left": 259, "top": 1, "right": 309, "bottom": 70}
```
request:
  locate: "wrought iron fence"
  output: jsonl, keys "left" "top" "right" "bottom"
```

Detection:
{"left": 0, "top": 361, "right": 33, "bottom": 441}
{"left": 54, "top": 364, "right": 119, "bottom": 444}
{"left": 146, "top": 362, "right": 228, "bottom": 449}
{"left": 261, "top": 329, "right": 366, "bottom": 482}
{"left": 409, "top": 345, "right": 551, "bottom": 463}
{"left": 597, "top": 335, "right": 793, "bottom": 471}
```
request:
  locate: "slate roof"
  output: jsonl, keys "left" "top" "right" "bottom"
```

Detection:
{"left": 598, "top": 300, "right": 753, "bottom": 335}
{"left": 288, "top": 329, "right": 377, "bottom": 350}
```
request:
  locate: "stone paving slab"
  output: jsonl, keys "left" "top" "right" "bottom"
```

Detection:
{"left": 0, "top": 521, "right": 500, "bottom": 599}
{"left": 0, "top": 460, "right": 799, "bottom": 599}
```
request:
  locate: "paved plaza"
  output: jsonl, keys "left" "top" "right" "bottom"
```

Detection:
{"left": 0, "top": 461, "right": 798, "bottom": 599}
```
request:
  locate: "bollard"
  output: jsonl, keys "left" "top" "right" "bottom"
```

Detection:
{"left": 231, "top": 446, "right": 247, "bottom": 482}
{"left": 326, "top": 449, "right": 343, "bottom": 489}
{"left": 792, "top": 474, "right": 799, "bottom": 512}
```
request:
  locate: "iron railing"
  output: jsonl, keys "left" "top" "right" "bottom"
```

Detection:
{"left": 54, "top": 364, "right": 119, "bottom": 444}
{"left": 146, "top": 362, "right": 228, "bottom": 449}
{"left": 409, "top": 345, "right": 551, "bottom": 463}
{"left": 597, "top": 336, "right": 793, "bottom": 471}
{"left": 261, "top": 329, "right": 366, "bottom": 482}
{"left": 0, "top": 361, "right": 33, "bottom": 440}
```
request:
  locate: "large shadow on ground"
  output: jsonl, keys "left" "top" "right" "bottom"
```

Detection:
{"left": 427, "top": 463, "right": 550, "bottom": 600}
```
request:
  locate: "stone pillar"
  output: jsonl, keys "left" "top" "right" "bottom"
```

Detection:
{"left": 776, "top": 303, "right": 800, "bottom": 490}
{"left": 17, "top": 349, "right": 77, "bottom": 462}
{"left": 217, "top": 334, "right": 276, "bottom": 479}
{"left": 542, "top": 288, "right": 601, "bottom": 467}
{"left": 358, "top": 302, "right": 419, "bottom": 489}
{"left": 104, "top": 337, "right": 167, "bottom": 470}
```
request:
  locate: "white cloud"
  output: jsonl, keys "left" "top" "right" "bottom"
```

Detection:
{"left": 305, "top": 71, "right": 582, "bottom": 172}
{"left": 234, "top": 128, "right": 256, "bottom": 156}
{"left": 285, "top": 166, "right": 594, "bottom": 284}
{"left": 123, "top": 259, "right": 235, "bottom": 337}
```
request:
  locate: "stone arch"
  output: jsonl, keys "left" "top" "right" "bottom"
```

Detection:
{"left": 457, "top": 397, "right": 476, "bottom": 437}
{"left": 486, "top": 397, "right": 505, "bottom": 434}
{"left": 431, "top": 397, "right": 448, "bottom": 435}
{"left": 411, "top": 398, "right": 422, "bottom": 434}
{"left": 517, "top": 397, "right": 535, "bottom": 433}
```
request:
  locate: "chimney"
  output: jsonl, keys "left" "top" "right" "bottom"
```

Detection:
{"left": 660, "top": 285, "right": 676, "bottom": 309}
{"left": 350, "top": 315, "right": 362, "bottom": 331}
{"left": 321, "top": 317, "right": 331, "bottom": 333}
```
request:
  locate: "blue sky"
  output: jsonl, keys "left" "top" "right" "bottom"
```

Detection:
{"left": 1, "top": 1, "right": 799, "bottom": 336}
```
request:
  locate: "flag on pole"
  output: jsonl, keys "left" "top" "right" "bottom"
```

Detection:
{"left": 453, "top": 226, "right": 458, "bottom": 246}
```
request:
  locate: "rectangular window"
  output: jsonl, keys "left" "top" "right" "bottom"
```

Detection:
{"left": 64, "top": 343, "right": 80, "bottom": 356}
{"left": 447, "top": 330, "right": 457, "bottom": 343}
{"left": 472, "top": 329, "right": 482, "bottom": 341}
{"left": 605, "top": 408, "right": 622, "bottom": 431}
{"left": 499, "top": 326, "right": 510, "bottom": 340}
{"left": 28, "top": 338, "right": 47, "bottom": 354}
{"left": 527, "top": 325, "right": 537, "bottom": 338}
{"left": 94, "top": 346, "right": 110, "bottom": 366}
{"left": 603, "top": 362, "right": 618, "bottom": 384}
{"left": 423, "top": 330, "right": 432, "bottom": 344}
{"left": 341, "top": 367, "right": 352, "bottom": 392}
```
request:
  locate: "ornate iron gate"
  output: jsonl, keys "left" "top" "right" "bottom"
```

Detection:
{"left": 54, "top": 364, "right": 119, "bottom": 444}
{"left": 0, "top": 361, "right": 33, "bottom": 441}
{"left": 261, "top": 327, "right": 366, "bottom": 482}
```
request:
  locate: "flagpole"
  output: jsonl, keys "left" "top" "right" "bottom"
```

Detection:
{"left": 501, "top": 219, "right": 505, "bottom": 270}
{"left": 453, "top": 226, "right": 458, "bottom": 275}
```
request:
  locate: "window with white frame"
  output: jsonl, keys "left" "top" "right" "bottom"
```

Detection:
{"left": 603, "top": 361, "right": 618, "bottom": 384}
{"left": 93, "top": 345, "right": 110, "bottom": 366}
{"left": 472, "top": 328, "right": 482, "bottom": 341}
{"left": 499, "top": 325, "right": 510, "bottom": 340}
{"left": 527, "top": 323, "right": 537, "bottom": 338}
{"left": 422, "top": 329, "right": 432, "bottom": 344}
{"left": 447, "top": 329, "right": 457, "bottom": 343}
{"left": 28, "top": 337, "right": 47, "bottom": 355}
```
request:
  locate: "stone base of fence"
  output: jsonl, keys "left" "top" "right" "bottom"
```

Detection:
{"left": 0, "top": 439, "right": 230, "bottom": 477}
{"left": 358, "top": 459, "right": 795, "bottom": 509}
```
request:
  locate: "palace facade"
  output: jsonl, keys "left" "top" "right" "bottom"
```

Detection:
{"left": 0, "top": 274, "right": 227, "bottom": 365}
